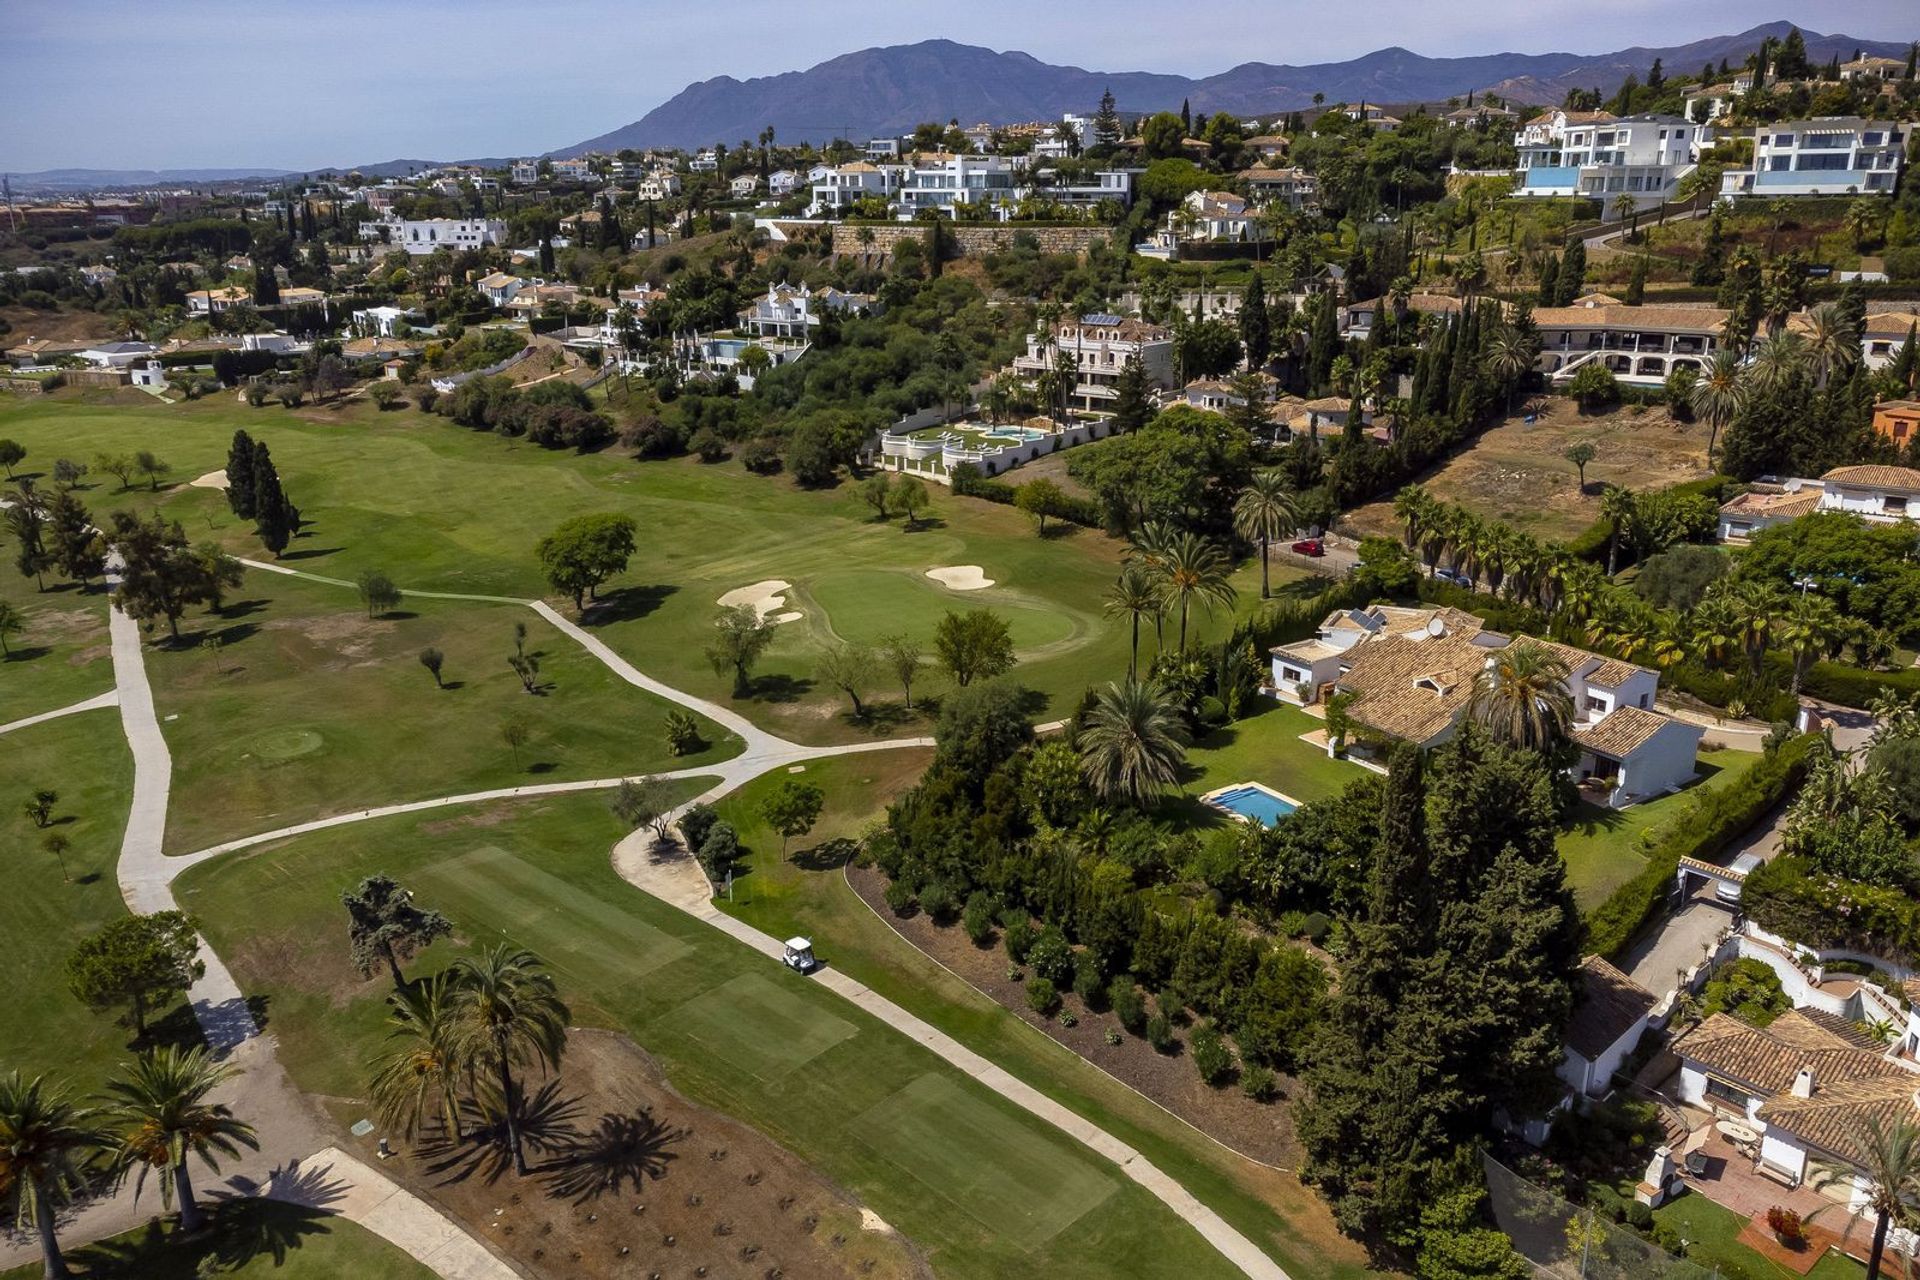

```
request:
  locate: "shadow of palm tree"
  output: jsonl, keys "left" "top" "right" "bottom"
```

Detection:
{"left": 538, "top": 1109, "right": 683, "bottom": 1203}
{"left": 419, "top": 1079, "right": 586, "bottom": 1187}
{"left": 68, "top": 1198, "right": 338, "bottom": 1276}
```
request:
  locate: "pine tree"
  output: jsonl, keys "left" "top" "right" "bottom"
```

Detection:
{"left": 45, "top": 489, "right": 104, "bottom": 588}
{"left": 1092, "top": 88, "right": 1121, "bottom": 147}
{"left": 225, "top": 430, "right": 258, "bottom": 519}
{"left": 1239, "top": 274, "right": 1271, "bottom": 369}
{"left": 251, "top": 443, "right": 294, "bottom": 557}
{"left": 1110, "top": 354, "right": 1153, "bottom": 431}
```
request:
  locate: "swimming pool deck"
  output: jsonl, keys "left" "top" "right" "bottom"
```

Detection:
{"left": 1199, "top": 780, "right": 1302, "bottom": 827}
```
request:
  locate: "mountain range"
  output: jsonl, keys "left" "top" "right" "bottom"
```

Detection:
{"left": 564, "top": 22, "right": 1911, "bottom": 153}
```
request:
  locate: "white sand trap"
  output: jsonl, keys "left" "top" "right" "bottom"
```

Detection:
{"left": 860, "top": 1208, "right": 893, "bottom": 1234}
{"left": 925, "top": 565, "right": 994, "bottom": 591}
{"left": 190, "top": 469, "right": 229, "bottom": 490}
{"left": 717, "top": 579, "right": 800, "bottom": 624}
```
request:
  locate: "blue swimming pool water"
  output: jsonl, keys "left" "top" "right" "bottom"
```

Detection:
{"left": 1209, "top": 785, "right": 1296, "bottom": 827}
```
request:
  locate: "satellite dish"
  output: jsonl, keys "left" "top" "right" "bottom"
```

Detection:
{"left": 1426, "top": 616, "right": 1446, "bottom": 637}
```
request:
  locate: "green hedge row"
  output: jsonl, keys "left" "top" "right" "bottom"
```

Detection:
{"left": 1563, "top": 475, "right": 1735, "bottom": 565}
{"left": 1744, "top": 855, "right": 1920, "bottom": 968}
{"left": 1585, "top": 733, "right": 1819, "bottom": 959}
{"left": 1800, "top": 660, "right": 1920, "bottom": 710}
{"left": 949, "top": 463, "right": 1103, "bottom": 529}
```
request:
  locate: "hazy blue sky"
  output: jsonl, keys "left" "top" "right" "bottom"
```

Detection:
{"left": 4, "top": 1, "right": 1913, "bottom": 172}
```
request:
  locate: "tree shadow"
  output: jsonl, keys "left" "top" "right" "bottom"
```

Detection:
{"left": 421, "top": 1079, "right": 586, "bottom": 1188}
{"left": 845, "top": 701, "right": 917, "bottom": 735}
{"left": 526, "top": 761, "right": 559, "bottom": 775}
{"left": 899, "top": 516, "right": 948, "bottom": 533}
{"left": 3, "top": 645, "right": 53, "bottom": 663}
{"left": 132, "top": 1001, "right": 212, "bottom": 1055}
{"left": 581, "top": 583, "right": 677, "bottom": 626}
{"left": 378, "top": 609, "right": 421, "bottom": 621}
{"left": 751, "top": 673, "right": 814, "bottom": 703}
{"left": 538, "top": 1108, "right": 683, "bottom": 1204}
{"left": 437, "top": 680, "right": 467, "bottom": 691}
{"left": 1036, "top": 523, "right": 1079, "bottom": 541}
{"left": 215, "top": 598, "right": 271, "bottom": 619}
{"left": 791, "top": 836, "right": 859, "bottom": 873}
{"left": 279, "top": 546, "right": 342, "bottom": 562}
{"left": 180, "top": 621, "right": 259, "bottom": 649}
{"left": 60, "top": 1197, "right": 340, "bottom": 1277}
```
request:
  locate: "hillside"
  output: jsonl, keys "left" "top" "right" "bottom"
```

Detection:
{"left": 561, "top": 22, "right": 1910, "bottom": 153}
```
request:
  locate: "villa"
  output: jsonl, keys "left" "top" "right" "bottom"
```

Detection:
{"left": 1010, "top": 313, "right": 1176, "bottom": 414}
{"left": 1559, "top": 956, "right": 1657, "bottom": 1099}
{"left": 1718, "top": 118, "right": 1910, "bottom": 198}
{"left": 1513, "top": 110, "right": 1701, "bottom": 207}
{"left": 1532, "top": 302, "right": 1726, "bottom": 388}
{"left": 1718, "top": 465, "right": 1920, "bottom": 541}
{"left": 736, "top": 283, "right": 881, "bottom": 341}
{"left": 185, "top": 286, "right": 249, "bottom": 315}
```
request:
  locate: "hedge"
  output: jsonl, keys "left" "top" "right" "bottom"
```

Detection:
{"left": 1585, "top": 733, "right": 1819, "bottom": 960}
{"left": 1563, "top": 475, "right": 1735, "bottom": 565}
{"left": 1743, "top": 855, "right": 1920, "bottom": 967}
{"left": 1800, "top": 660, "right": 1920, "bottom": 710}
{"left": 949, "top": 463, "right": 1102, "bottom": 529}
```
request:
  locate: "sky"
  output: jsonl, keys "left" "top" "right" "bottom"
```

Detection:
{"left": 4, "top": 1, "right": 1914, "bottom": 173}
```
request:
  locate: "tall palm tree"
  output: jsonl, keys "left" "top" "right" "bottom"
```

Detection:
{"left": 1599, "top": 486, "right": 1637, "bottom": 576}
{"left": 369, "top": 971, "right": 474, "bottom": 1144}
{"left": 1810, "top": 1117, "right": 1920, "bottom": 1280}
{"left": 1104, "top": 565, "right": 1162, "bottom": 681}
{"left": 0, "top": 1072, "right": 109, "bottom": 1280}
{"left": 1392, "top": 483, "right": 1434, "bottom": 552}
{"left": 1751, "top": 330, "right": 1810, "bottom": 391}
{"left": 102, "top": 1046, "right": 257, "bottom": 1234}
{"left": 449, "top": 946, "right": 569, "bottom": 1176}
{"left": 1719, "top": 579, "right": 1788, "bottom": 679}
{"left": 1077, "top": 680, "right": 1191, "bottom": 809}
{"left": 1467, "top": 642, "right": 1574, "bottom": 752}
{"left": 1803, "top": 301, "right": 1857, "bottom": 391}
{"left": 1232, "top": 470, "right": 1298, "bottom": 599}
{"left": 1482, "top": 324, "right": 1535, "bottom": 412}
{"left": 1690, "top": 348, "right": 1748, "bottom": 468}
{"left": 1151, "top": 532, "right": 1237, "bottom": 652}
{"left": 1778, "top": 591, "right": 1847, "bottom": 695}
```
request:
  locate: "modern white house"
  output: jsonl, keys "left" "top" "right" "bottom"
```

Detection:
{"left": 1009, "top": 313, "right": 1176, "bottom": 414}
{"left": 1559, "top": 956, "right": 1658, "bottom": 1099}
{"left": 475, "top": 272, "right": 524, "bottom": 309}
{"left": 767, "top": 169, "right": 799, "bottom": 197}
{"left": 1513, "top": 110, "right": 1701, "bottom": 206}
{"left": 736, "top": 283, "right": 881, "bottom": 340}
{"left": 1718, "top": 118, "right": 1910, "bottom": 197}
{"left": 349, "top": 305, "right": 416, "bottom": 338}
{"left": 688, "top": 150, "right": 720, "bottom": 172}
{"left": 358, "top": 217, "right": 507, "bottom": 256}
{"left": 76, "top": 340, "right": 159, "bottom": 368}
{"left": 729, "top": 174, "right": 760, "bottom": 198}
{"left": 893, "top": 153, "right": 1023, "bottom": 217}
{"left": 1718, "top": 465, "right": 1920, "bottom": 540}
{"left": 807, "top": 162, "right": 898, "bottom": 214}
{"left": 637, "top": 171, "right": 683, "bottom": 201}
{"left": 509, "top": 160, "right": 540, "bottom": 185}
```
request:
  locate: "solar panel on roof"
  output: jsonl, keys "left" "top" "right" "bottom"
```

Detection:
{"left": 1079, "top": 313, "right": 1122, "bottom": 325}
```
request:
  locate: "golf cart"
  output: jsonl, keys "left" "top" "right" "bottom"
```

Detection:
{"left": 783, "top": 936, "right": 819, "bottom": 974}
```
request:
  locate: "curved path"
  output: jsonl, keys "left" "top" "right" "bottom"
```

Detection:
{"left": 44, "top": 550, "right": 1288, "bottom": 1280}
{"left": 0, "top": 688, "right": 118, "bottom": 737}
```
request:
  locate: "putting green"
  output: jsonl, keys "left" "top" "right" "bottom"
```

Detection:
{"left": 851, "top": 1073, "right": 1118, "bottom": 1248}
{"left": 245, "top": 727, "right": 325, "bottom": 762}
{"left": 802, "top": 568, "right": 1079, "bottom": 653}
{"left": 656, "top": 972, "right": 858, "bottom": 1082}
{"left": 411, "top": 846, "right": 692, "bottom": 985}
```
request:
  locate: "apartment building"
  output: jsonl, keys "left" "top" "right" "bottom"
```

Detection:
{"left": 1513, "top": 110, "right": 1701, "bottom": 205}
{"left": 1010, "top": 313, "right": 1175, "bottom": 414}
{"left": 1718, "top": 118, "right": 1910, "bottom": 197}
{"left": 358, "top": 217, "right": 508, "bottom": 255}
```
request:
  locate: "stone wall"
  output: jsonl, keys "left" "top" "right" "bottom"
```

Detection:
{"left": 830, "top": 223, "right": 1112, "bottom": 261}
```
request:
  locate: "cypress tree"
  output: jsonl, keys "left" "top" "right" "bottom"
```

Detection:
{"left": 1892, "top": 323, "right": 1918, "bottom": 391}
{"left": 251, "top": 444, "right": 294, "bottom": 557}
{"left": 1239, "top": 273, "right": 1271, "bottom": 369}
{"left": 226, "top": 430, "right": 258, "bottom": 519}
{"left": 1536, "top": 253, "right": 1559, "bottom": 306}
{"left": 1556, "top": 238, "right": 1586, "bottom": 305}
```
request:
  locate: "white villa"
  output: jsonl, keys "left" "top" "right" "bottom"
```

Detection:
{"left": 1243, "top": 167, "right": 1319, "bottom": 213}
{"left": 1718, "top": 118, "right": 1910, "bottom": 198}
{"left": 1513, "top": 110, "right": 1701, "bottom": 206}
{"left": 1559, "top": 957, "right": 1658, "bottom": 1099}
{"left": 185, "top": 286, "right": 249, "bottom": 315}
{"left": 76, "top": 340, "right": 159, "bottom": 369}
{"left": 1532, "top": 301, "right": 1725, "bottom": 388}
{"left": 1010, "top": 313, "right": 1176, "bottom": 414}
{"left": 1273, "top": 604, "right": 1703, "bottom": 807}
{"left": 736, "top": 283, "right": 881, "bottom": 340}
{"left": 358, "top": 217, "right": 507, "bottom": 256}
{"left": 476, "top": 272, "right": 524, "bottom": 309}
{"left": 1718, "top": 465, "right": 1920, "bottom": 541}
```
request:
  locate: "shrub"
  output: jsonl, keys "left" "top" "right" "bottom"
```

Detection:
{"left": 962, "top": 891, "right": 998, "bottom": 945}
{"left": 1765, "top": 1206, "right": 1805, "bottom": 1247}
{"left": 1190, "top": 1023, "right": 1235, "bottom": 1086}
{"left": 696, "top": 823, "right": 739, "bottom": 879}
{"left": 1240, "top": 1063, "right": 1278, "bottom": 1102}
{"left": 1109, "top": 979, "right": 1147, "bottom": 1034}
{"left": 1625, "top": 1202, "right": 1653, "bottom": 1231}
{"left": 918, "top": 880, "right": 959, "bottom": 923}
{"left": 1026, "top": 977, "right": 1060, "bottom": 1016}
{"left": 1146, "top": 1013, "right": 1177, "bottom": 1054}
{"left": 1072, "top": 951, "right": 1108, "bottom": 1008}
{"left": 1028, "top": 924, "right": 1074, "bottom": 986}
{"left": 1585, "top": 733, "right": 1818, "bottom": 958}
{"left": 1104, "top": 1029, "right": 1123, "bottom": 1046}
{"left": 1002, "top": 913, "right": 1037, "bottom": 964}
{"left": 1744, "top": 855, "right": 1920, "bottom": 967}
{"left": 740, "top": 436, "right": 783, "bottom": 474}
{"left": 1700, "top": 957, "right": 1791, "bottom": 1027}
{"left": 664, "top": 710, "right": 704, "bottom": 756}
{"left": 1059, "top": 1011, "right": 1077, "bottom": 1028}
{"left": 883, "top": 879, "right": 916, "bottom": 916}
{"left": 412, "top": 386, "right": 439, "bottom": 413}
{"left": 688, "top": 426, "right": 729, "bottom": 463}
{"left": 244, "top": 383, "right": 269, "bottom": 407}
{"left": 678, "top": 802, "right": 720, "bottom": 852}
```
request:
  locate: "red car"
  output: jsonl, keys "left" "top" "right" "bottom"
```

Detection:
{"left": 1290, "top": 538, "right": 1324, "bottom": 557}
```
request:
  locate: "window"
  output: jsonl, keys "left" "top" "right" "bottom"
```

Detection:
{"left": 1705, "top": 1077, "right": 1755, "bottom": 1110}
{"left": 1885, "top": 495, "right": 1908, "bottom": 515}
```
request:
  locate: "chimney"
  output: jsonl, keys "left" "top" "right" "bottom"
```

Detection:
{"left": 1792, "top": 1066, "right": 1815, "bottom": 1099}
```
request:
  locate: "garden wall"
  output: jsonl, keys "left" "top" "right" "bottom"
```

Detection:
{"left": 829, "top": 223, "right": 1111, "bottom": 260}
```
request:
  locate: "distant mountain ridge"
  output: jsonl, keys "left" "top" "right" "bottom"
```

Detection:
{"left": 564, "top": 23, "right": 1912, "bottom": 153}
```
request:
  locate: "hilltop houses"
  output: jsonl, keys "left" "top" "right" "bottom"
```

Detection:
{"left": 1010, "top": 313, "right": 1176, "bottom": 414}
{"left": 1512, "top": 110, "right": 1702, "bottom": 206}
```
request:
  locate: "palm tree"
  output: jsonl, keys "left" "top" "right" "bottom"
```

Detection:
{"left": 1720, "top": 579, "right": 1788, "bottom": 679}
{"left": 1803, "top": 301, "right": 1856, "bottom": 391}
{"left": 1690, "top": 348, "right": 1748, "bottom": 468}
{"left": 1779, "top": 591, "right": 1847, "bottom": 695}
{"left": 369, "top": 972, "right": 474, "bottom": 1144}
{"left": 1599, "top": 486, "right": 1637, "bottom": 576}
{"left": 1151, "top": 532, "right": 1237, "bottom": 652}
{"left": 449, "top": 946, "right": 569, "bottom": 1176}
{"left": 0, "top": 1072, "right": 109, "bottom": 1279}
{"left": 1482, "top": 323, "right": 1535, "bottom": 413}
{"left": 1751, "top": 331, "right": 1809, "bottom": 391}
{"left": 1104, "top": 565, "right": 1162, "bottom": 680}
{"left": 102, "top": 1046, "right": 257, "bottom": 1234}
{"left": 1467, "top": 642, "right": 1574, "bottom": 751}
{"left": 1393, "top": 483, "right": 1434, "bottom": 552}
{"left": 1809, "top": 1117, "right": 1920, "bottom": 1280}
{"left": 1232, "top": 470, "right": 1298, "bottom": 599}
{"left": 1077, "top": 680, "right": 1190, "bottom": 809}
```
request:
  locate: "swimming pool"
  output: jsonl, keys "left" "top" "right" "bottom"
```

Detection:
{"left": 1203, "top": 783, "right": 1298, "bottom": 827}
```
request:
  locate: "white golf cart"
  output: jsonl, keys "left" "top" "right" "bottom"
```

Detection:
{"left": 783, "top": 936, "right": 819, "bottom": 974}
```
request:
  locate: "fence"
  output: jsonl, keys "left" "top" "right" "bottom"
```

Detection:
{"left": 1483, "top": 1154, "right": 1722, "bottom": 1280}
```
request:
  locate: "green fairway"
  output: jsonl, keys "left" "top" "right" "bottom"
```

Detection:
{"left": 0, "top": 710, "right": 172, "bottom": 1096}
{"left": 173, "top": 792, "right": 1236, "bottom": 1279}
{"left": 0, "top": 1197, "right": 435, "bottom": 1280}
{"left": 0, "top": 396, "right": 1294, "bottom": 745}
{"left": 148, "top": 567, "right": 735, "bottom": 853}
{"left": 0, "top": 571, "right": 113, "bottom": 725}
{"left": 851, "top": 1072, "right": 1117, "bottom": 1247}
{"left": 1556, "top": 749, "right": 1760, "bottom": 910}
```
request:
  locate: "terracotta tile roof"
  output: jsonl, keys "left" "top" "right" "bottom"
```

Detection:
{"left": 1674, "top": 1011, "right": 1905, "bottom": 1096}
{"left": 1559, "top": 111, "right": 1619, "bottom": 125}
{"left": 1527, "top": 639, "right": 1645, "bottom": 690}
{"left": 1335, "top": 627, "right": 1492, "bottom": 744}
{"left": 1719, "top": 489, "right": 1822, "bottom": 521}
{"left": 1573, "top": 705, "right": 1678, "bottom": 760}
{"left": 1822, "top": 465, "right": 1920, "bottom": 494}
{"left": 1243, "top": 166, "right": 1311, "bottom": 182}
{"left": 1568, "top": 956, "right": 1656, "bottom": 1060}
{"left": 1532, "top": 303, "right": 1728, "bottom": 332}
{"left": 1863, "top": 313, "right": 1919, "bottom": 338}
{"left": 1758, "top": 1073, "right": 1920, "bottom": 1166}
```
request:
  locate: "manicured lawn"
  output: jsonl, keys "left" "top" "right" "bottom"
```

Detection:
{"left": 148, "top": 567, "right": 736, "bottom": 853}
{"left": 1653, "top": 1190, "right": 1865, "bottom": 1280}
{"left": 1557, "top": 749, "right": 1759, "bottom": 911}
{"left": 0, "top": 395, "right": 1293, "bottom": 745}
{"left": 0, "top": 570, "right": 113, "bottom": 724}
{"left": 0, "top": 710, "right": 179, "bottom": 1097}
{"left": 1168, "top": 699, "right": 1372, "bottom": 822}
{"left": 712, "top": 752, "right": 1375, "bottom": 1280}
{"left": 173, "top": 790, "right": 1242, "bottom": 1280}
{"left": 0, "top": 1198, "right": 434, "bottom": 1280}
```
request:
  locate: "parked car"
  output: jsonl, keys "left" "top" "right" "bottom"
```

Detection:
{"left": 1717, "top": 853, "right": 1764, "bottom": 904}
{"left": 1290, "top": 538, "right": 1324, "bottom": 557}
{"left": 1433, "top": 568, "right": 1473, "bottom": 588}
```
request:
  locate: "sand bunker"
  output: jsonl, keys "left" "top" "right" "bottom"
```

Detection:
{"left": 718, "top": 579, "right": 801, "bottom": 624}
{"left": 190, "top": 469, "right": 229, "bottom": 490}
{"left": 925, "top": 565, "right": 994, "bottom": 591}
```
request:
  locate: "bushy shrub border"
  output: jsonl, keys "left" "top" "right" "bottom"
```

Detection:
{"left": 1743, "top": 855, "right": 1920, "bottom": 968}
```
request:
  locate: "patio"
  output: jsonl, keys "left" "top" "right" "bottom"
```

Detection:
{"left": 1669, "top": 1125, "right": 1885, "bottom": 1270}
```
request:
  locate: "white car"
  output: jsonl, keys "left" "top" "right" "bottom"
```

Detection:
{"left": 1718, "top": 852, "right": 1763, "bottom": 903}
